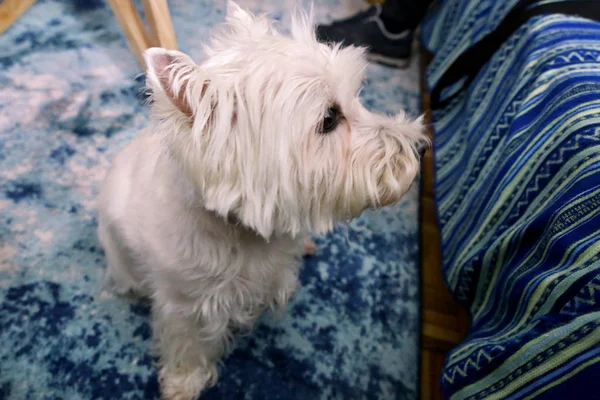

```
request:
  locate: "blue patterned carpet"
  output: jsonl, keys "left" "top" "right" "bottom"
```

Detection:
{"left": 0, "top": 1, "right": 421, "bottom": 399}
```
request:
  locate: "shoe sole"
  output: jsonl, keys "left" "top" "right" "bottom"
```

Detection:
{"left": 367, "top": 53, "right": 410, "bottom": 69}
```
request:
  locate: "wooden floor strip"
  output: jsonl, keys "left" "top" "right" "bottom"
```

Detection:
{"left": 419, "top": 49, "right": 470, "bottom": 399}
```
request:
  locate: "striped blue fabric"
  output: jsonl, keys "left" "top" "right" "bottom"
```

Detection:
{"left": 421, "top": 2, "right": 600, "bottom": 399}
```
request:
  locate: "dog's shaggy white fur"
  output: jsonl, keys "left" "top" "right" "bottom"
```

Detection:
{"left": 97, "top": 2, "right": 427, "bottom": 398}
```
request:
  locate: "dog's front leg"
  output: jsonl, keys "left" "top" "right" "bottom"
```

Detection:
{"left": 152, "top": 297, "right": 231, "bottom": 400}
{"left": 269, "top": 263, "right": 300, "bottom": 320}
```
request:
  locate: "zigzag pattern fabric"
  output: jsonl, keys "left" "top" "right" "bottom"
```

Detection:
{"left": 422, "top": 2, "right": 600, "bottom": 399}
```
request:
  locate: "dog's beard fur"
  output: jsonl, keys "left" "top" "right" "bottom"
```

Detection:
{"left": 97, "top": 2, "right": 427, "bottom": 399}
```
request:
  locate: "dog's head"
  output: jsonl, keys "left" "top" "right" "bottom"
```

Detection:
{"left": 144, "top": 1, "right": 427, "bottom": 239}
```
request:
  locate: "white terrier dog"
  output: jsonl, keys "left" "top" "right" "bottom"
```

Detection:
{"left": 97, "top": 2, "right": 426, "bottom": 399}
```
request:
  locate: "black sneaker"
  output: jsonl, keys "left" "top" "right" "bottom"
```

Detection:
{"left": 316, "top": 6, "right": 413, "bottom": 68}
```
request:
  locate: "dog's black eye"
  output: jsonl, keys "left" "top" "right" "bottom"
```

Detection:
{"left": 321, "top": 106, "right": 339, "bottom": 134}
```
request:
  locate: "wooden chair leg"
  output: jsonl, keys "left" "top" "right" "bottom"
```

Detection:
{"left": 141, "top": 0, "right": 178, "bottom": 50}
{"left": 106, "top": 0, "right": 152, "bottom": 68}
{"left": 0, "top": 0, "right": 37, "bottom": 34}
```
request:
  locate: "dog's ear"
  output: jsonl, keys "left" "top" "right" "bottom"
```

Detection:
{"left": 144, "top": 47, "right": 197, "bottom": 118}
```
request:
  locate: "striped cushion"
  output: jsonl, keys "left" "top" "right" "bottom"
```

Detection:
{"left": 422, "top": 4, "right": 600, "bottom": 399}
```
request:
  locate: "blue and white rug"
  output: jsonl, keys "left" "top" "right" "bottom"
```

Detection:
{"left": 0, "top": 1, "right": 421, "bottom": 398}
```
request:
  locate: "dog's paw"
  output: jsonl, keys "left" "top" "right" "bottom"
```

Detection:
{"left": 303, "top": 237, "right": 316, "bottom": 257}
{"left": 159, "top": 365, "right": 217, "bottom": 400}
